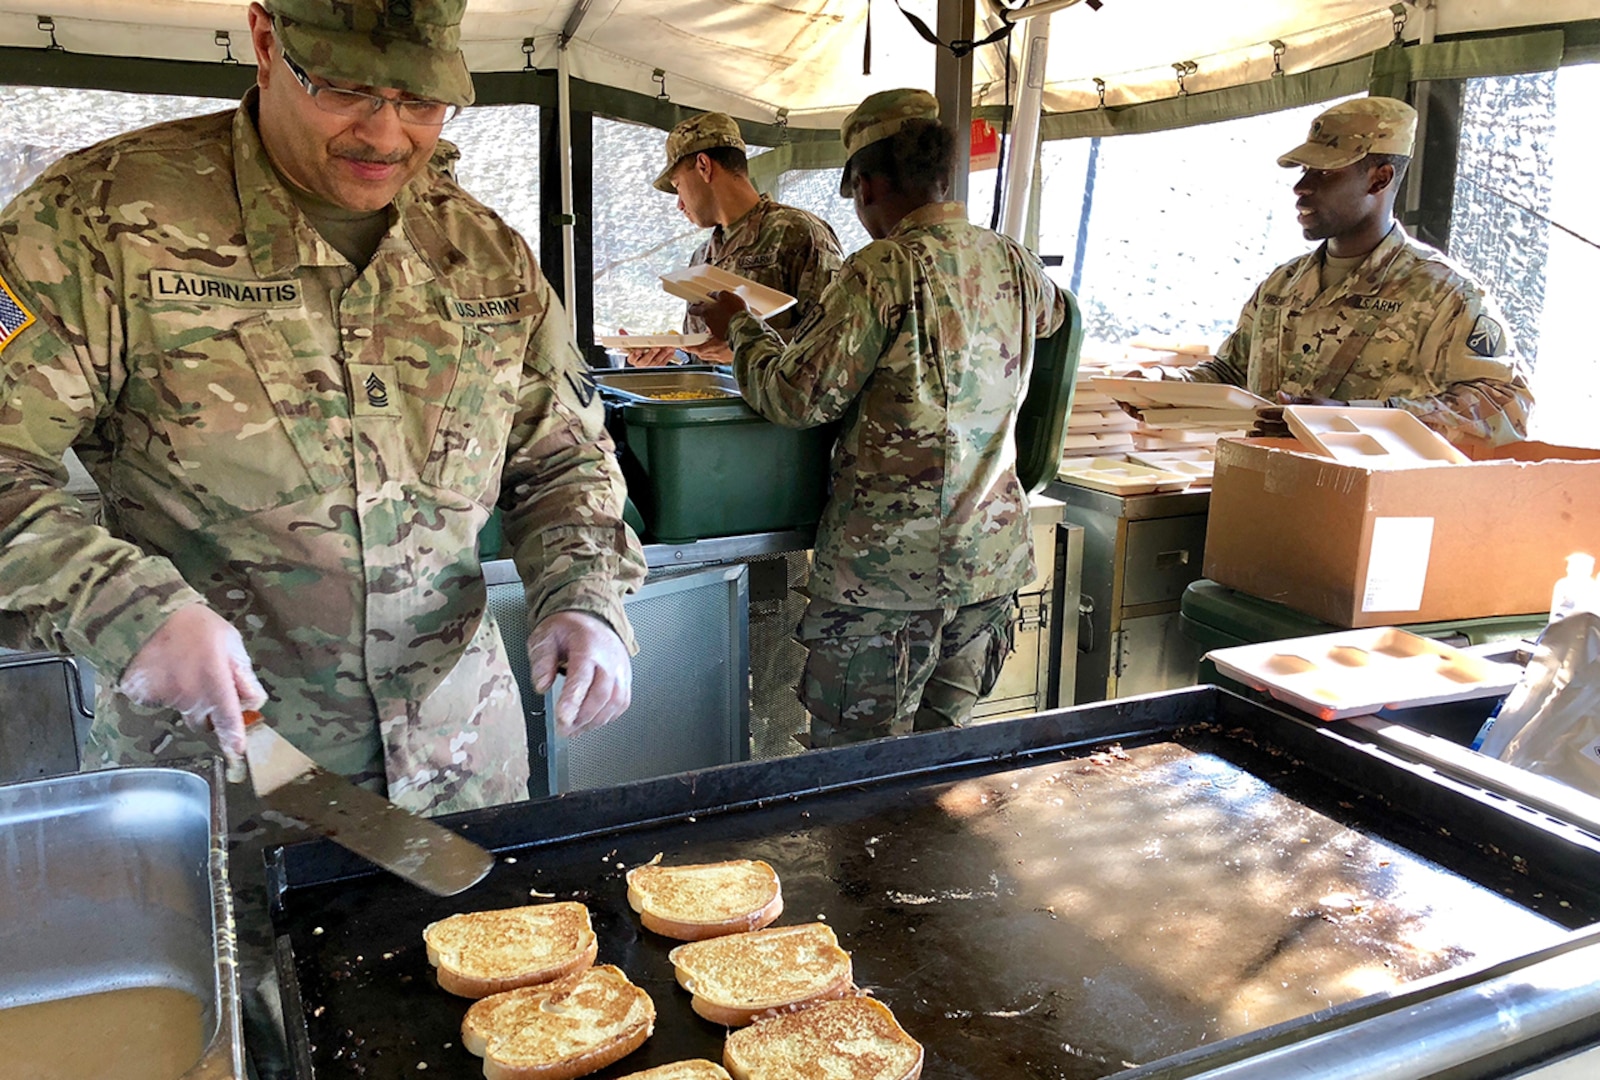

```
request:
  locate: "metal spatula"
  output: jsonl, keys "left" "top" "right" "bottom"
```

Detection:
{"left": 243, "top": 710, "right": 493, "bottom": 896}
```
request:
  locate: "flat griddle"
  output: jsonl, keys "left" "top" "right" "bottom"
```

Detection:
{"left": 267, "top": 688, "right": 1600, "bottom": 1079}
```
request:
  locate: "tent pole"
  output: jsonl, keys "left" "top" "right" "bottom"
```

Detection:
{"left": 1001, "top": 13, "right": 1050, "bottom": 242}
{"left": 556, "top": 43, "right": 578, "bottom": 339}
{"left": 1405, "top": 0, "right": 1438, "bottom": 224}
{"left": 935, "top": 0, "right": 974, "bottom": 202}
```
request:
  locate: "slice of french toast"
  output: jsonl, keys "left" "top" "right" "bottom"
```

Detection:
{"left": 625, "top": 859, "right": 782, "bottom": 941}
{"left": 669, "top": 922, "right": 854, "bottom": 1026}
{"left": 424, "top": 901, "right": 598, "bottom": 999}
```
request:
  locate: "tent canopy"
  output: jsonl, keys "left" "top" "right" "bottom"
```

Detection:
{"left": 0, "top": 0, "right": 1593, "bottom": 130}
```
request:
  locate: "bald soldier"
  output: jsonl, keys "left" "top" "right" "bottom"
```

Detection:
{"left": 694, "top": 90, "right": 1068, "bottom": 746}
{"left": 627, "top": 112, "right": 843, "bottom": 366}
{"left": 1176, "top": 96, "right": 1533, "bottom": 451}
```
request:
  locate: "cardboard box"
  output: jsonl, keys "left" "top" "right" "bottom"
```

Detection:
{"left": 1203, "top": 438, "right": 1600, "bottom": 628}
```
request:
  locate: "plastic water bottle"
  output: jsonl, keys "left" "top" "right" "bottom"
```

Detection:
{"left": 1550, "top": 552, "right": 1597, "bottom": 625}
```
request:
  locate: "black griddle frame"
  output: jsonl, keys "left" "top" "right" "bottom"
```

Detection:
{"left": 268, "top": 686, "right": 1600, "bottom": 1080}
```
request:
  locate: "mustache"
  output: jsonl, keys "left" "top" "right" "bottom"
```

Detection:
{"left": 332, "top": 146, "right": 412, "bottom": 166}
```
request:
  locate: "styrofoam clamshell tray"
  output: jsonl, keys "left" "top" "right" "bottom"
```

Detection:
{"left": 597, "top": 333, "right": 711, "bottom": 349}
{"left": 1206, "top": 627, "right": 1524, "bottom": 722}
{"left": 1091, "top": 377, "right": 1273, "bottom": 411}
{"left": 1056, "top": 457, "right": 1192, "bottom": 494}
{"left": 659, "top": 265, "right": 797, "bottom": 320}
{"left": 1067, "top": 410, "right": 1139, "bottom": 433}
{"left": 1282, "top": 405, "right": 1470, "bottom": 467}
{"left": 1128, "top": 450, "right": 1214, "bottom": 484}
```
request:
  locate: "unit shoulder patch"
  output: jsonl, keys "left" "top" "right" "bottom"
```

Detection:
{"left": 0, "top": 270, "right": 37, "bottom": 356}
{"left": 1467, "top": 313, "right": 1505, "bottom": 357}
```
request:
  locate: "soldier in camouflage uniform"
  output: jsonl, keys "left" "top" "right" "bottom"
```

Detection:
{"left": 1177, "top": 96, "right": 1533, "bottom": 451}
{"left": 693, "top": 90, "right": 1068, "bottom": 746}
{"left": 627, "top": 112, "right": 843, "bottom": 366}
{"left": 0, "top": 3, "right": 644, "bottom": 1073}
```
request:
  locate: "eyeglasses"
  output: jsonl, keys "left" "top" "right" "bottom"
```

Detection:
{"left": 279, "top": 48, "right": 459, "bottom": 128}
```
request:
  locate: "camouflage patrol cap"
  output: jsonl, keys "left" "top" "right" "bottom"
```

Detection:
{"left": 652, "top": 113, "right": 747, "bottom": 193}
{"left": 838, "top": 88, "right": 940, "bottom": 196}
{"left": 1278, "top": 97, "right": 1416, "bottom": 170}
{"left": 266, "top": 0, "right": 475, "bottom": 108}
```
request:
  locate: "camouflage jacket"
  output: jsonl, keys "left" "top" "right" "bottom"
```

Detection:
{"left": 683, "top": 195, "right": 843, "bottom": 339}
{"left": 727, "top": 203, "right": 1067, "bottom": 609}
{"left": 1184, "top": 224, "right": 1533, "bottom": 450}
{"left": 0, "top": 99, "right": 645, "bottom": 814}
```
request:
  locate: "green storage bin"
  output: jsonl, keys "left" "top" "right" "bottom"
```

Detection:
{"left": 1016, "top": 289, "right": 1084, "bottom": 494}
{"left": 618, "top": 396, "right": 833, "bottom": 544}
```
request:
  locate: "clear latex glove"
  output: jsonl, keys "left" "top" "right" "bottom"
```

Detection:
{"left": 527, "top": 610, "right": 633, "bottom": 737}
{"left": 117, "top": 603, "right": 267, "bottom": 778}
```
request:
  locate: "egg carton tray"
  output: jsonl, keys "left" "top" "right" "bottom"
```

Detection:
{"left": 1207, "top": 627, "right": 1524, "bottom": 722}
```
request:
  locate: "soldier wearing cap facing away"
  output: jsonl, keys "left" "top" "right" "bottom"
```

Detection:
{"left": 1170, "top": 95, "right": 1533, "bottom": 451}
{"left": 692, "top": 89, "right": 1069, "bottom": 747}
{"left": 626, "top": 111, "right": 844, "bottom": 366}
{"left": 0, "top": 2, "right": 645, "bottom": 1071}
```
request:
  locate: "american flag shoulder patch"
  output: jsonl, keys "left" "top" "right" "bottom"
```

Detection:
{"left": 0, "top": 270, "right": 36, "bottom": 357}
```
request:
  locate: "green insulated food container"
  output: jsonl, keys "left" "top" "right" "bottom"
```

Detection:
{"left": 595, "top": 370, "right": 833, "bottom": 544}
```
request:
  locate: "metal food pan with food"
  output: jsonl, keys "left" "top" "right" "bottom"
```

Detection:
{"left": 0, "top": 760, "right": 244, "bottom": 1079}
{"left": 268, "top": 688, "right": 1600, "bottom": 1079}
{"left": 591, "top": 368, "right": 743, "bottom": 404}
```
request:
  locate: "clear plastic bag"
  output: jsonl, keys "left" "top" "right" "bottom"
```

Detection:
{"left": 1478, "top": 611, "right": 1600, "bottom": 796}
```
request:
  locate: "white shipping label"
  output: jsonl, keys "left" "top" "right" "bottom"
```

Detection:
{"left": 1361, "top": 517, "right": 1435, "bottom": 613}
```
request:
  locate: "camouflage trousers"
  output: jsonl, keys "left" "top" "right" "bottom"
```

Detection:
{"left": 798, "top": 595, "right": 1016, "bottom": 747}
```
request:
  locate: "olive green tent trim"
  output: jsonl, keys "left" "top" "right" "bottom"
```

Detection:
{"left": 476, "top": 72, "right": 837, "bottom": 149}
{"left": 1037, "top": 56, "right": 1373, "bottom": 142}
{"left": 0, "top": 46, "right": 254, "bottom": 98}
{"left": 1, "top": 20, "right": 1591, "bottom": 158}
{"left": 0, "top": 45, "right": 833, "bottom": 152}
{"left": 1038, "top": 29, "right": 1566, "bottom": 143}
{"left": 1404, "top": 30, "right": 1566, "bottom": 82}
{"left": 747, "top": 139, "right": 851, "bottom": 193}
{"left": 1556, "top": 19, "right": 1600, "bottom": 65}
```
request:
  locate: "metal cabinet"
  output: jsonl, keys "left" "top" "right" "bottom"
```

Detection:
{"left": 485, "top": 558, "right": 751, "bottom": 796}
{"left": 971, "top": 497, "right": 1084, "bottom": 722}
{"left": 1048, "top": 481, "right": 1210, "bottom": 703}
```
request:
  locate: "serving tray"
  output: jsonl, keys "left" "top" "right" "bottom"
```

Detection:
{"left": 596, "top": 333, "right": 711, "bottom": 349}
{"left": 1057, "top": 457, "right": 1193, "bottom": 494}
{"left": 1282, "top": 405, "right": 1470, "bottom": 467}
{"left": 1092, "top": 377, "right": 1272, "bottom": 412}
{"left": 659, "top": 266, "right": 797, "bottom": 320}
{"left": 1206, "top": 627, "right": 1523, "bottom": 722}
